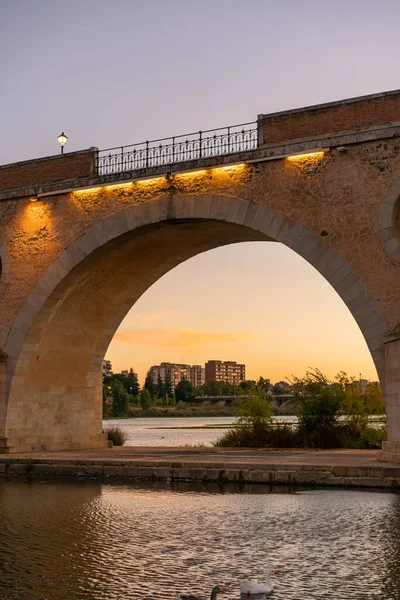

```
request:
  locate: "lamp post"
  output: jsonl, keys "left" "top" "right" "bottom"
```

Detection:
{"left": 57, "top": 132, "right": 68, "bottom": 154}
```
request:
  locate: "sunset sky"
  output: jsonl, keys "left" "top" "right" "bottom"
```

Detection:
{"left": 3, "top": 0, "right": 400, "bottom": 384}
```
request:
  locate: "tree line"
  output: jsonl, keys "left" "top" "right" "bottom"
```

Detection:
{"left": 103, "top": 367, "right": 384, "bottom": 428}
{"left": 216, "top": 369, "right": 386, "bottom": 449}
{"left": 103, "top": 369, "right": 279, "bottom": 417}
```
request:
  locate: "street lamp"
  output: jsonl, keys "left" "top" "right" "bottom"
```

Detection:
{"left": 57, "top": 132, "right": 68, "bottom": 154}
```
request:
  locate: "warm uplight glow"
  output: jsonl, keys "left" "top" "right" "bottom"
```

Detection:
{"left": 213, "top": 164, "right": 246, "bottom": 171}
{"left": 177, "top": 164, "right": 246, "bottom": 180}
{"left": 177, "top": 169, "right": 208, "bottom": 179}
{"left": 72, "top": 164, "right": 246, "bottom": 195}
{"left": 211, "top": 164, "right": 246, "bottom": 174}
{"left": 286, "top": 151, "right": 325, "bottom": 161}
{"left": 29, "top": 197, "right": 38, "bottom": 202}
{"left": 136, "top": 176, "right": 165, "bottom": 185}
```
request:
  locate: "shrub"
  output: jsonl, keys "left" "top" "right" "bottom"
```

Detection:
{"left": 111, "top": 380, "right": 129, "bottom": 417}
{"left": 215, "top": 390, "right": 301, "bottom": 448}
{"left": 359, "top": 426, "right": 387, "bottom": 449}
{"left": 104, "top": 425, "right": 128, "bottom": 446}
{"left": 139, "top": 388, "right": 152, "bottom": 410}
{"left": 295, "top": 369, "right": 344, "bottom": 449}
{"left": 215, "top": 421, "right": 300, "bottom": 448}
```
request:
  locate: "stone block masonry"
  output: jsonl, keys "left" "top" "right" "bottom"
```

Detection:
{"left": 1, "top": 448, "right": 400, "bottom": 489}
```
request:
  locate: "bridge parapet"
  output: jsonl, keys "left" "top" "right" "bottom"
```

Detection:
{"left": 1, "top": 90, "right": 400, "bottom": 203}
{"left": 0, "top": 148, "right": 98, "bottom": 200}
{"left": 258, "top": 89, "right": 400, "bottom": 146}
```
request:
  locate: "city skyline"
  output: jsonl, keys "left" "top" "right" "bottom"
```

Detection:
{"left": 106, "top": 242, "right": 378, "bottom": 385}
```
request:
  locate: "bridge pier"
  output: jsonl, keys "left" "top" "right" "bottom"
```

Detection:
{"left": 378, "top": 333, "right": 400, "bottom": 463}
{"left": 0, "top": 353, "right": 10, "bottom": 453}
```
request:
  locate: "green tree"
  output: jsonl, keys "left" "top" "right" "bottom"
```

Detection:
{"left": 365, "top": 381, "right": 385, "bottom": 414}
{"left": 202, "top": 380, "right": 236, "bottom": 396}
{"left": 257, "top": 377, "right": 271, "bottom": 393}
{"left": 294, "top": 369, "right": 344, "bottom": 448}
{"left": 272, "top": 383, "right": 288, "bottom": 395}
{"left": 164, "top": 373, "right": 173, "bottom": 397}
{"left": 175, "top": 379, "right": 195, "bottom": 403}
{"left": 237, "top": 389, "right": 272, "bottom": 426}
{"left": 127, "top": 368, "right": 140, "bottom": 396}
{"left": 104, "top": 373, "right": 132, "bottom": 394}
{"left": 139, "top": 387, "right": 153, "bottom": 411}
{"left": 239, "top": 380, "right": 257, "bottom": 392}
{"left": 111, "top": 380, "right": 129, "bottom": 417}
{"left": 144, "top": 371, "right": 157, "bottom": 399}
{"left": 336, "top": 373, "right": 385, "bottom": 437}
{"left": 156, "top": 373, "right": 166, "bottom": 399}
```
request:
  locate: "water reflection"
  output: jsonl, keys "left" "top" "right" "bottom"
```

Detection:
{"left": 1, "top": 478, "right": 400, "bottom": 599}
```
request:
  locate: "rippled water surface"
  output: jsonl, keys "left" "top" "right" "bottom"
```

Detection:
{"left": 1, "top": 479, "right": 400, "bottom": 600}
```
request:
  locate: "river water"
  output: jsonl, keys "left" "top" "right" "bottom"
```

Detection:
{"left": 104, "top": 417, "right": 239, "bottom": 447}
{"left": 1, "top": 478, "right": 400, "bottom": 600}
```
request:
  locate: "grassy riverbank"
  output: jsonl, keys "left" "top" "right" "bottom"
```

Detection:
{"left": 104, "top": 405, "right": 295, "bottom": 419}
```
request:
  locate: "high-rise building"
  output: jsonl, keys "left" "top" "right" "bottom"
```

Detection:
{"left": 149, "top": 362, "right": 190, "bottom": 393}
{"left": 205, "top": 360, "right": 246, "bottom": 385}
{"left": 190, "top": 365, "right": 205, "bottom": 388}
{"left": 102, "top": 359, "right": 112, "bottom": 377}
{"left": 149, "top": 362, "right": 205, "bottom": 392}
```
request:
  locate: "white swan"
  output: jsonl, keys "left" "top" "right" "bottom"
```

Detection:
{"left": 178, "top": 585, "right": 225, "bottom": 600}
{"left": 239, "top": 569, "right": 278, "bottom": 595}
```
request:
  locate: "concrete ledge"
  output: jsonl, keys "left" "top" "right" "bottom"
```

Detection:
{"left": 1, "top": 447, "right": 400, "bottom": 488}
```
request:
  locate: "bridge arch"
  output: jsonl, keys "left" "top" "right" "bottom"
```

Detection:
{"left": 2, "top": 193, "right": 389, "bottom": 452}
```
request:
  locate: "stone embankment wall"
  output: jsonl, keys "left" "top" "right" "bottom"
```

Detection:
{"left": 1, "top": 456, "right": 400, "bottom": 488}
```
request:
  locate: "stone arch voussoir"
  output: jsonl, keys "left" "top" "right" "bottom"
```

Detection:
{"left": 379, "top": 176, "right": 400, "bottom": 263}
{"left": 5, "top": 193, "right": 388, "bottom": 388}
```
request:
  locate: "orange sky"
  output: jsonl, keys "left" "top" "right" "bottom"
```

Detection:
{"left": 106, "top": 241, "right": 378, "bottom": 385}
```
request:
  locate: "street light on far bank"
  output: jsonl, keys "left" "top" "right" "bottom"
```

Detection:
{"left": 57, "top": 132, "right": 68, "bottom": 154}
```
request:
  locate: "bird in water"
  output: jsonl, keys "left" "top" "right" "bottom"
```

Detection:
{"left": 177, "top": 585, "right": 225, "bottom": 600}
{"left": 239, "top": 569, "right": 278, "bottom": 595}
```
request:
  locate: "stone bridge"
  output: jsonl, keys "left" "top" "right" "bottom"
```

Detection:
{"left": 1, "top": 90, "right": 400, "bottom": 461}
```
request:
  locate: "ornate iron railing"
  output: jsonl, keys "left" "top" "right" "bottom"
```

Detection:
{"left": 97, "top": 122, "right": 257, "bottom": 176}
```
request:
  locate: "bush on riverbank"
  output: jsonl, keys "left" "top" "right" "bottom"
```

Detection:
{"left": 215, "top": 420, "right": 387, "bottom": 449}
{"left": 215, "top": 370, "right": 387, "bottom": 450}
{"left": 214, "top": 421, "right": 302, "bottom": 448}
{"left": 104, "top": 425, "right": 128, "bottom": 446}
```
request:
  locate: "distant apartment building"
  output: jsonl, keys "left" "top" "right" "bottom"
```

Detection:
{"left": 205, "top": 360, "right": 246, "bottom": 385}
{"left": 149, "top": 362, "right": 205, "bottom": 392}
{"left": 102, "top": 359, "right": 112, "bottom": 377}
{"left": 150, "top": 362, "right": 190, "bottom": 393}
{"left": 190, "top": 365, "right": 205, "bottom": 388}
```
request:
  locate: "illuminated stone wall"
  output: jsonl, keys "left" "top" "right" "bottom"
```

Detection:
{"left": 0, "top": 92, "right": 400, "bottom": 455}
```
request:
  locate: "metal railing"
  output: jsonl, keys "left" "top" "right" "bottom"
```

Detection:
{"left": 97, "top": 122, "right": 258, "bottom": 176}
